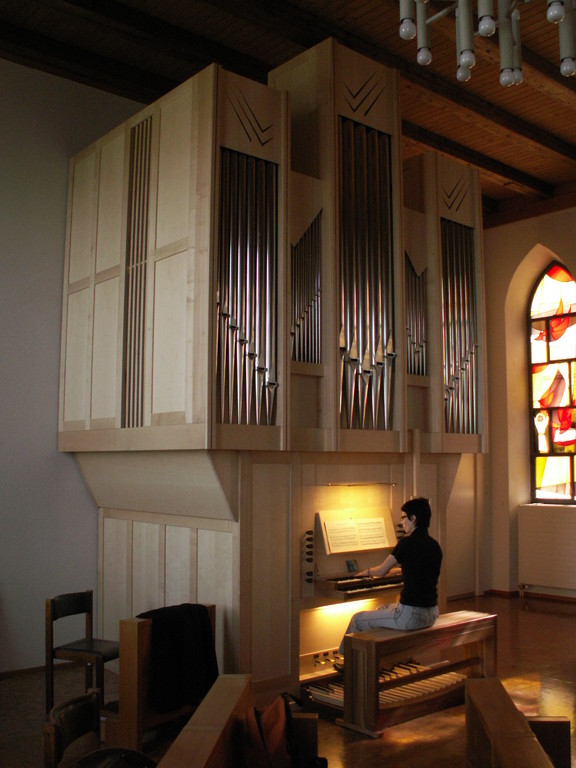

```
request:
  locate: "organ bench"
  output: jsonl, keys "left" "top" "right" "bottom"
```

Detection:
{"left": 341, "top": 610, "right": 497, "bottom": 737}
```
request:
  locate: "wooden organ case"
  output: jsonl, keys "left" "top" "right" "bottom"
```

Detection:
{"left": 57, "top": 32, "right": 488, "bottom": 709}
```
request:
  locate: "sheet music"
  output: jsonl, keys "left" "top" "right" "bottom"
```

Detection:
{"left": 323, "top": 516, "right": 391, "bottom": 554}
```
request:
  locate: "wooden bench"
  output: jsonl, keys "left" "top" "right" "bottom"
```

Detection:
{"left": 466, "top": 678, "right": 570, "bottom": 768}
{"left": 104, "top": 605, "right": 216, "bottom": 751}
{"left": 342, "top": 610, "right": 497, "bottom": 737}
{"left": 158, "top": 674, "right": 319, "bottom": 768}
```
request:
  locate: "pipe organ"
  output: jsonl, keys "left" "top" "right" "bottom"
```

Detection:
{"left": 58, "top": 39, "right": 487, "bottom": 703}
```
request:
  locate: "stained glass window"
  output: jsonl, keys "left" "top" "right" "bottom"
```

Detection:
{"left": 529, "top": 263, "right": 576, "bottom": 501}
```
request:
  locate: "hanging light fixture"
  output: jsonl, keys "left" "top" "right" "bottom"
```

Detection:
{"left": 399, "top": 0, "right": 576, "bottom": 85}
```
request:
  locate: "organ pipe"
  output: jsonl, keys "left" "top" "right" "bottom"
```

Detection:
{"left": 338, "top": 117, "right": 395, "bottom": 430}
{"left": 217, "top": 148, "right": 279, "bottom": 426}
{"left": 291, "top": 212, "right": 322, "bottom": 364}
{"left": 441, "top": 218, "right": 478, "bottom": 434}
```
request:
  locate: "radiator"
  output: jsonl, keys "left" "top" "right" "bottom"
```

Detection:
{"left": 518, "top": 505, "right": 576, "bottom": 592}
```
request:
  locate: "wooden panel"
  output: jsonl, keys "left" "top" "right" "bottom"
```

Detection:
{"left": 63, "top": 287, "right": 90, "bottom": 424}
{"left": 251, "top": 463, "right": 291, "bottom": 681}
{"left": 91, "top": 276, "right": 120, "bottom": 422}
{"left": 152, "top": 251, "right": 188, "bottom": 417}
{"left": 166, "top": 525, "right": 198, "bottom": 605}
{"left": 132, "top": 521, "right": 163, "bottom": 614}
{"left": 436, "top": 154, "right": 477, "bottom": 227}
{"left": 197, "top": 528, "right": 235, "bottom": 667}
{"left": 335, "top": 43, "right": 398, "bottom": 135}
{"left": 96, "top": 132, "right": 126, "bottom": 273}
{"left": 155, "top": 88, "right": 192, "bottom": 250}
{"left": 445, "top": 454, "right": 477, "bottom": 598}
{"left": 218, "top": 69, "right": 285, "bottom": 163}
{"left": 101, "top": 515, "right": 131, "bottom": 640}
{"left": 75, "top": 451, "right": 238, "bottom": 520}
{"left": 68, "top": 151, "right": 96, "bottom": 285}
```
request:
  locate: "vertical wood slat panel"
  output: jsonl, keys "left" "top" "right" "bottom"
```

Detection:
{"left": 250, "top": 463, "right": 291, "bottom": 682}
{"left": 155, "top": 92, "right": 192, "bottom": 250}
{"left": 63, "top": 288, "right": 90, "bottom": 423}
{"left": 132, "top": 520, "right": 163, "bottom": 615}
{"left": 96, "top": 133, "right": 126, "bottom": 274}
{"left": 165, "top": 525, "right": 198, "bottom": 606}
{"left": 101, "top": 516, "right": 131, "bottom": 640}
{"left": 68, "top": 152, "right": 96, "bottom": 285}
{"left": 92, "top": 277, "right": 120, "bottom": 421}
{"left": 197, "top": 528, "right": 235, "bottom": 670}
{"left": 152, "top": 252, "right": 188, "bottom": 417}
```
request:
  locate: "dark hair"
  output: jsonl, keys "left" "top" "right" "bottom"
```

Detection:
{"left": 401, "top": 497, "right": 432, "bottom": 529}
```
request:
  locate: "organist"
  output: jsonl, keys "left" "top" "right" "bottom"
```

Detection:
{"left": 336, "top": 497, "right": 442, "bottom": 660}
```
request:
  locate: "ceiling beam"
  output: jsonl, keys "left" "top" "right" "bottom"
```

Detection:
{"left": 36, "top": 0, "right": 270, "bottom": 84}
{"left": 0, "top": 21, "right": 175, "bottom": 101}
{"left": 402, "top": 121, "right": 555, "bottom": 198}
{"left": 202, "top": 0, "right": 576, "bottom": 165}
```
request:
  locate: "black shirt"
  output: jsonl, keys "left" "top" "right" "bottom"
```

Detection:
{"left": 392, "top": 526, "right": 442, "bottom": 607}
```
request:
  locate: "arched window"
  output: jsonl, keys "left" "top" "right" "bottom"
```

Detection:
{"left": 529, "top": 262, "right": 576, "bottom": 501}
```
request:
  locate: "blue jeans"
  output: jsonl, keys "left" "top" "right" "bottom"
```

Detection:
{"left": 338, "top": 603, "right": 439, "bottom": 654}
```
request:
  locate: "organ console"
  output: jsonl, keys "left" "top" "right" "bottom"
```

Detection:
{"left": 299, "top": 506, "right": 404, "bottom": 688}
{"left": 300, "top": 507, "right": 494, "bottom": 734}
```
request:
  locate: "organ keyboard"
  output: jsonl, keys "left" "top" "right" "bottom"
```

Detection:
{"left": 315, "top": 567, "right": 403, "bottom": 600}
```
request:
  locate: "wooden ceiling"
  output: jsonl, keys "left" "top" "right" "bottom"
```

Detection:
{"left": 3, "top": 0, "right": 576, "bottom": 227}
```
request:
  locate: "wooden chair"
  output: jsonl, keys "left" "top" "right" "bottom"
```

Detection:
{"left": 42, "top": 689, "right": 101, "bottom": 768}
{"left": 46, "top": 590, "right": 119, "bottom": 715}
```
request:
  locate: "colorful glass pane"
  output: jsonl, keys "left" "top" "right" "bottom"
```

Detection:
{"left": 529, "top": 264, "right": 576, "bottom": 501}
{"left": 530, "top": 264, "right": 576, "bottom": 319}
{"left": 531, "top": 362, "right": 570, "bottom": 409}
{"left": 551, "top": 407, "right": 576, "bottom": 453}
{"left": 534, "top": 456, "right": 571, "bottom": 500}
{"left": 534, "top": 410, "right": 549, "bottom": 453}
{"left": 549, "top": 316, "right": 576, "bottom": 361}
{"left": 530, "top": 320, "right": 548, "bottom": 364}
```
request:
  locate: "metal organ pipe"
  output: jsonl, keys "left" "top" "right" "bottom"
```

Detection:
{"left": 339, "top": 118, "right": 395, "bottom": 430}
{"left": 291, "top": 212, "right": 322, "bottom": 364}
{"left": 441, "top": 219, "right": 478, "bottom": 434}
{"left": 405, "top": 254, "right": 427, "bottom": 377}
{"left": 217, "top": 148, "right": 278, "bottom": 426}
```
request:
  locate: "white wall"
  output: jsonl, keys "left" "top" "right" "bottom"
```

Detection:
{"left": 0, "top": 59, "right": 141, "bottom": 672}
{"left": 484, "top": 209, "right": 576, "bottom": 593}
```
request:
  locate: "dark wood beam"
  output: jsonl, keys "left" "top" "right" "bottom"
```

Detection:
{"left": 203, "top": 0, "right": 576, "bottom": 165}
{"left": 402, "top": 121, "right": 555, "bottom": 198}
{"left": 0, "top": 21, "right": 174, "bottom": 101}
{"left": 36, "top": 0, "right": 270, "bottom": 84}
